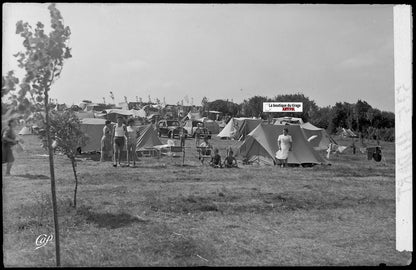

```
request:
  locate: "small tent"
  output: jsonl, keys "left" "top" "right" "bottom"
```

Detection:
{"left": 340, "top": 128, "right": 358, "bottom": 138}
{"left": 18, "top": 126, "right": 32, "bottom": 135}
{"left": 217, "top": 118, "right": 262, "bottom": 140}
{"left": 300, "top": 122, "right": 337, "bottom": 151}
{"left": 80, "top": 118, "right": 106, "bottom": 152}
{"left": 217, "top": 118, "right": 237, "bottom": 138}
{"left": 136, "top": 124, "right": 163, "bottom": 150}
{"left": 238, "top": 123, "right": 325, "bottom": 166}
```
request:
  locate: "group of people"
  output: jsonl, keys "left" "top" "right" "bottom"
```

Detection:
{"left": 101, "top": 116, "right": 139, "bottom": 167}
{"left": 198, "top": 126, "right": 293, "bottom": 168}
{"left": 197, "top": 136, "right": 238, "bottom": 168}
{"left": 2, "top": 117, "right": 293, "bottom": 175}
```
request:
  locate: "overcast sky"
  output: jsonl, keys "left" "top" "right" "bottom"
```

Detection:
{"left": 3, "top": 4, "right": 395, "bottom": 112}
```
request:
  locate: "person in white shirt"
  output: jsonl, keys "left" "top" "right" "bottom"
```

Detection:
{"left": 112, "top": 116, "right": 127, "bottom": 167}
{"left": 277, "top": 127, "right": 292, "bottom": 168}
{"left": 126, "top": 118, "right": 138, "bottom": 167}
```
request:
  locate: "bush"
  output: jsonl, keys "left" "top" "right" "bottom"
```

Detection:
{"left": 379, "top": 128, "right": 395, "bottom": 142}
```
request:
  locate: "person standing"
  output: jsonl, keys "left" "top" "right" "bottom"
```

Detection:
{"left": 194, "top": 123, "right": 203, "bottom": 147}
{"left": 126, "top": 118, "right": 138, "bottom": 167}
{"left": 2, "top": 118, "right": 20, "bottom": 175}
{"left": 276, "top": 127, "right": 292, "bottom": 168}
{"left": 112, "top": 116, "right": 127, "bottom": 167}
{"left": 100, "top": 120, "right": 113, "bottom": 162}
{"left": 179, "top": 127, "right": 186, "bottom": 148}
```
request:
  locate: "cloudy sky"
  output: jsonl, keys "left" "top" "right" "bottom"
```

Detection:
{"left": 3, "top": 4, "right": 395, "bottom": 112}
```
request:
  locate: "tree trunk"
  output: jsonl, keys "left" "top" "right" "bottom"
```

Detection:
{"left": 44, "top": 90, "right": 60, "bottom": 266}
{"left": 71, "top": 157, "right": 78, "bottom": 208}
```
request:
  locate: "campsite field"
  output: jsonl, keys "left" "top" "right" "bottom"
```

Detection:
{"left": 2, "top": 132, "right": 411, "bottom": 266}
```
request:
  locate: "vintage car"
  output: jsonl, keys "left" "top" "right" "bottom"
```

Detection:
{"left": 157, "top": 119, "right": 188, "bottom": 138}
{"left": 183, "top": 120, "right": 212, "bottom": 139}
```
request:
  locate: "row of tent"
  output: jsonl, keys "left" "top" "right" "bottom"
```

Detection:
{"left": 19, "top": 115, "right": 340, "bottom": 166}
{"left": 78, "top": 110, "right": 223, "bottom": 134}
{"left": 218, "top": 118, "right": 339, "bottom": 166}
{"left": 78, "top": 118, "right": 333, "bottom": 166}
{"left": 217, "top": 117, "right": 336, "bottom": 151}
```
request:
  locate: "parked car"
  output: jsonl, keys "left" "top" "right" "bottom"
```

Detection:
{"left": 157, "top": 119, "right": 188, "bottom": 138}
{"left": 183, "top": 120, "right": 212, "bottom": 139}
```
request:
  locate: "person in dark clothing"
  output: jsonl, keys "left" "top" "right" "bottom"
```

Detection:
{"left": 224, "top": 149, "right": 238, "bottom": 168}
{"left": 210, "top": 148, "right": 222, "bottom": 168}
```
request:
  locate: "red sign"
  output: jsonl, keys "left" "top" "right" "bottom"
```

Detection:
{"left": 283, "top": 107, "right": 295, "bottom": 111}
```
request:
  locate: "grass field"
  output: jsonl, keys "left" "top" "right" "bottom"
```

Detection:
{"left": 2, "top": 130, "right": 411, "bottom": 266}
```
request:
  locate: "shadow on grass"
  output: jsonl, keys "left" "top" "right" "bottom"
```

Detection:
{"left": 77, "top": 152, "right": 101, "bottom": 161}
{"left": 145, "top": 190, "right": 393, "bottom": 216}
{"left": 137, "top": 164, "right": 167, "bottom": 169}
{"left": 172, "top": 164, "right": 198, "bottom": 168}
{"left": 141, "top": 222, "right": 217, "bottom": 266}
{"left": 77, "top": 207, "right": 148, "bottom": 229}
{"left": 13, "top": 174, "right": 49, "bottom": 179}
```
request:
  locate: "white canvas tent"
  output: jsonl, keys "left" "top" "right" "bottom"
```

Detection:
{"left": 18, "top": 126, "right": 32, "bottom": 135}
{"left": 238, "top": 123, "right": 326, "bottom": 166}
{"left": 341, "top": 128, "right": 358, "bottom": 138}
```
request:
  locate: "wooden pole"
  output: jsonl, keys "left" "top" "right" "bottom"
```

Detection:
{"left": 44, "top": 91, "right": 60, "bottom": 266}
